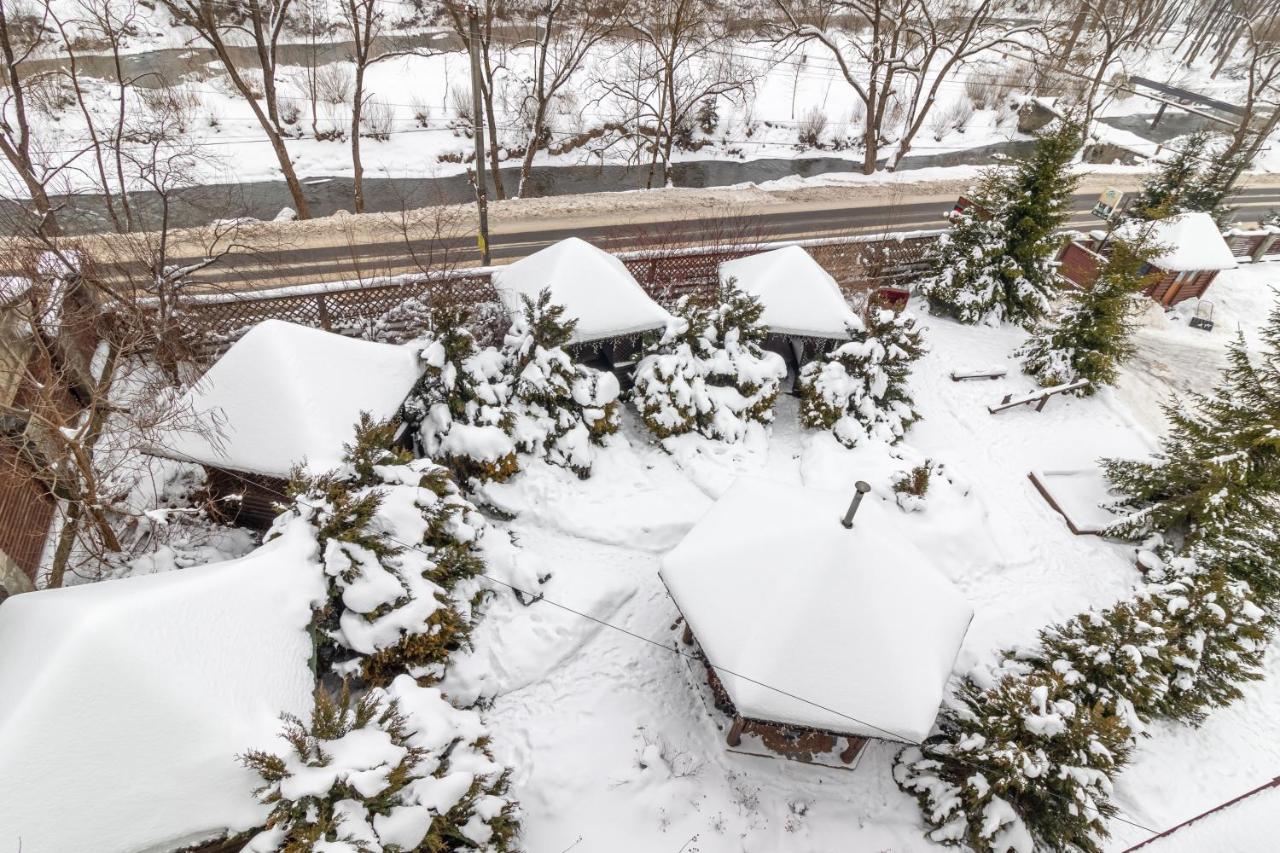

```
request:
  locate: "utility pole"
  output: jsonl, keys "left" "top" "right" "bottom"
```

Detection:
{"left": 466, "top": 3, "right": 491, "bottom": 265}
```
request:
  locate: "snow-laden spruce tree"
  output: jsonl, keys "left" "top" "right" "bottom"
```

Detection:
{"left": 895, "top": 547, "right": 1273, "bottom": 853}
{"left": 894, "top": 663, "right": 1131, "bottom": 853}
{"left": 241, "top": 676, "right": 518, "bottom": 853}
{"left": 1130, "top": 130, "right": 1209, "bottom": 220}
{"left": 403, "top": 304, "right": 520, "bottom": 485}
{"left": 1017, "top": 231, "right": 1160, "bottom": 393}
{"left": 502, "top": 290, "right": 620, "bottom": 478}
{"left": 919, "top": 120, "right": 1084, "bottom": 327}
{"left": 797, "top": 300, "right": 926, "bottom": 447}
{"left": 632, "top": 280, "right": 786, "bottom": 442}
{"left": 1103, "top": 310, "right": 1280, "bottom": 603}
{"left": 1145, "top": 557, "right": 1273, "bottom": 724}
{"left": 277, "top": 416, "right": 495, "bottom": 688}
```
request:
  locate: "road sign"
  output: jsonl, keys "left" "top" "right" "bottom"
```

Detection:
{"left": 1091, "top": 187, "right": 1124, "bottom": 220}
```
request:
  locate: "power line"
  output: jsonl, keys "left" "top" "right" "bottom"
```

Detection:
{"left": 143, "top": 440, "right": 1163, "bottom": 842}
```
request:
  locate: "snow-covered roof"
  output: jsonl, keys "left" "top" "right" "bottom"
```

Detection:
{"left": 491, "top": 237, "right": 672, "bottom": 343}
{"left": 660, "top": 477, "right": 973, "bottom": 742}
{"left": 718, "top": 246, "right": 858, "bottom": 339}
{"left": 0, "top": 519, "right": 325, "bottom": 853}
{"left": 152, "top": 319, "right": 424, "bottom": 479}
{"left": 1128, "top": 779, "right": 1280, "bottom": 853}
{"left": 1115, "top": 211, "right": 1238, "bottom": 272}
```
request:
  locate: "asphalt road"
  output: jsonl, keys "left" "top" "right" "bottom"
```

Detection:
{"left": 175, "top": 185, "right": 1280, "bottom": 290}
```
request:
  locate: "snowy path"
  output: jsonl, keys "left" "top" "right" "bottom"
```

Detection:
{"left": 446, "top": 273, "right": 1280, "bottom": 851}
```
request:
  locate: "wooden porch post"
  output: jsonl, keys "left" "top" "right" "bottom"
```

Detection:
{"left": 726, "top": 715, "right": 745, "bottom": 747}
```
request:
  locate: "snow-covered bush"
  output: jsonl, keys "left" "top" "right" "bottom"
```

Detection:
{"left": 891, "top": 461, "right": 933, "bottom": 512}
{"left": 277, "top": 416, "right": 492, "bottom": 688}
{"left": 241, "top": 676, "right": 518, "bottom": 853}
{"left": 503, "top": 290, "right": 620, "bottom": 478}
{"left": 797, "top": 302, "right": 925, "bottom": 448}
{"left": 633, "top": 281, "right": 785, "bottom": 443}
{"left": 403, "top": 305, "right": 520, "bottom": 485}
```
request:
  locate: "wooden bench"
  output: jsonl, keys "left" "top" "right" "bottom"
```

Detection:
{"left": 988, "top": 379, "right": 1090, "bottom": 414}
{"left": 951, "top": 366, "right": 1008, "bottom": 381}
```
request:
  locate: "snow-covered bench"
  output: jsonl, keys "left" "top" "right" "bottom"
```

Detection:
{"left": 988, "top": 379, "right": 1090, "bottom": 414}
{"left": 951, "top": 365, "right": 1008, "bottom": 381}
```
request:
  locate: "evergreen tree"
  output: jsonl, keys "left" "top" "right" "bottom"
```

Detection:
{"left": 797, "top": 299, "right": 926, "bottom": 447}
{"left": 1033, "top": 591, "right": 1172, "bottom": 726}
{"left": 895, "top": 665, "right": 1132, "bottom": 853}
{"left": 632, "top": 280, "right": 785, "bottom": 442}
{"left": 1103, "top": 309, "right": 1280, "bottom": 595}
{"left": 1147, "top": 558, "right": 1272, "bottom": 724}
{"left": 1181, "top": 144, "right": 1251, "bottom": 228}
{"left": 241, "top": 676, "right": 518, "bottom": 853}
{"left": 402, "top": 304, "right": 519, "bottom": 485}
{"left": 278, "top": 416, "right": 489, "bottom": 688}
{"left": 1018, "top": 233, "right": 1161, "bottom": 392}
{"left": 1130, "top": 131, "right": 1210, "bottom": 221}
{"left": 503, "top": 289, "right": 620, "bottom": 478}
{"left": 919, "top": 121, "right": 1084, "bottom": 327}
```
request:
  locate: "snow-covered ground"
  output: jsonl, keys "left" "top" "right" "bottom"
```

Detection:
{"left": 428, "top": 262, "right": 1280, "bottom": 852}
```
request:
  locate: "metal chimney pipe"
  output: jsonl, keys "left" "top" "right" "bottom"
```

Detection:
{"left": 841, "top": 481, "right": 872, "bottom": 529}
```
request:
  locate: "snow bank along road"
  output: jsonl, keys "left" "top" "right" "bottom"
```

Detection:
{"left": 111, "top": 179, "right": 1280, "bottom": 292}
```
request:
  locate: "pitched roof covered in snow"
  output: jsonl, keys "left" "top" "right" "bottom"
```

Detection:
{"left": 1114, "top": 211, "right": 1238, "bottom": 272}
{"left": 718, "top": 246, "right": 858, "bottom": 339}
{"left": 660, "top": 477, "right": 973, "bottom": 743}
{"left": 0, "top": 520, "right": 325, "bottom": 853}
{"left": 152, "top": 319, "right": 424, "bottom": 479}
{"left": 491, "top": 237, "right": 672, "bottom": 343}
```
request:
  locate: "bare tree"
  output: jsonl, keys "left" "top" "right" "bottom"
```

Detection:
{"left": 442, "top": 1, "right": 511, "bottom": 200}
{"left": 1070, "top": 0, "right": 1163, "bottom": 123}
{"left": 0, "top": 0, "right": 64, "bottom": 236}
{"left": 289, "top": 0, "right": 332, "bottom": 138}
{"left": 161, "top": 0, "right": 313, "bottom": 218}
{"left": 0, "top": 237, "right": 225, "bottom": 587}
{"left": 605, "top": 0, "right": 755, "bottom": 189}
{"left": 510, "top": 0, "right": 621, "bottom": 198}
{"left": 342, "top": 0, "right": 443, "bottom": 213}
{"left": 889, "top": 0, "right": 1033, "bottom": 169}
{"left": 772, "top": 0, "right": 923, "bottom": 174}
{"left": 1220, "top": 14, "right": 1280, "bottom": 170}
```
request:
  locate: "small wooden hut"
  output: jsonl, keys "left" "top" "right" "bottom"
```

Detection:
{"left": 718, "top": 245, "right": 860, "bottom": 381}
{"left": 1058, "top": 211, "right": 1238, "bottom": 307}
{"left": 660, "top": 477, "right": 973, "bottom": 768}
{"left": 147, "top": 319, "right": 423, "bottom": 528}
{"left": 492, "top": 237, "right": 673, "bottom": 370}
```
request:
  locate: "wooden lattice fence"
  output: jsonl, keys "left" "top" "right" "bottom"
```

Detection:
{"left": 173, "top": 233, "right": 939, "bottom": 358}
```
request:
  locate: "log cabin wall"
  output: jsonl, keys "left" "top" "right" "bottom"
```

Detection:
{"left": 1143, "top": 268, "right": 1219, "bottom": 307}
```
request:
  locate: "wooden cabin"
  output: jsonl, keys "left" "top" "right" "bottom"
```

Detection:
{"left": 718, "top": 245, "right": 861, "bottom": 383}
{"left": 146, "top": 319, "right": 423, "bottom": 529}
{"left": 659, "top": 477, "right": 974, "bottom": 768}
{"left": 492, "top": 237, "right": 673, "bottom": 374}
{"left": 1057, "top": 211, "right": 1238, "bottom": 307}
